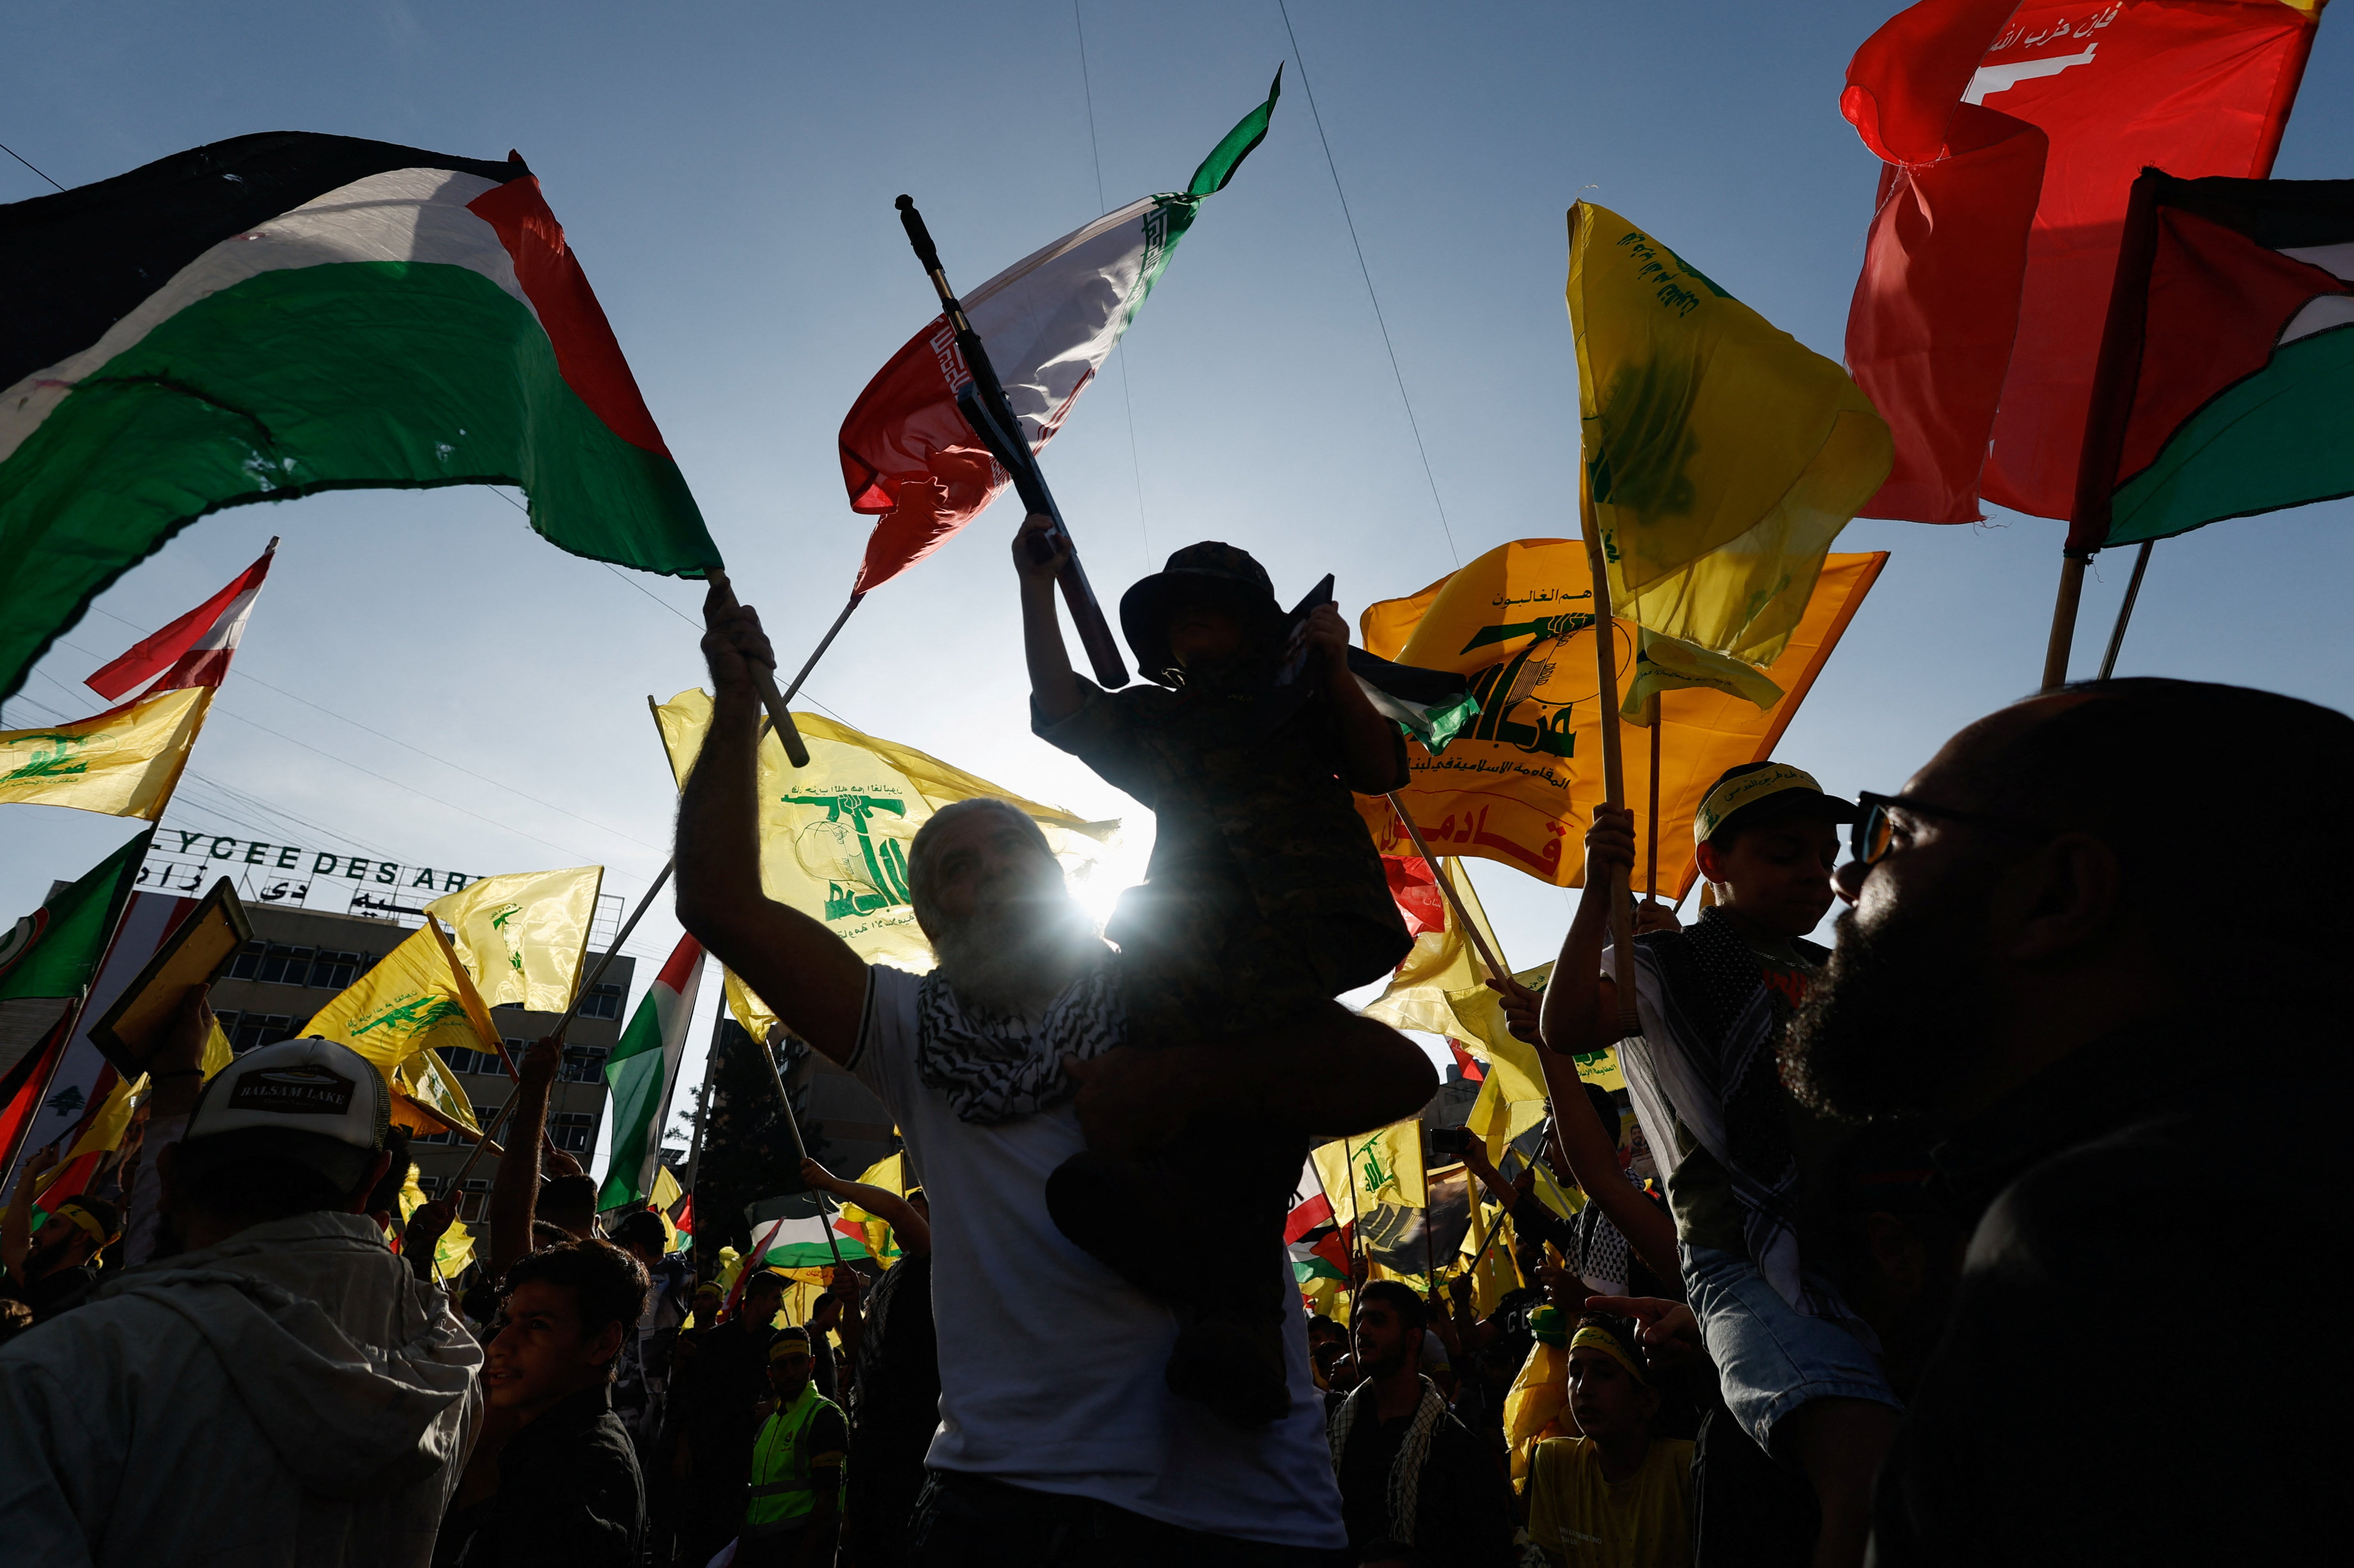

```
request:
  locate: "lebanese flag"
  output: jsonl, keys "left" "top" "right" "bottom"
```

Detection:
{"left": 0, "top": 132, "right": 721, "bottom": 702}
{"left": 838, "top": 71, "right": 1280, "bottom": 591}
{"left": 84, "top": 542, "right": 274, "bottom": 700}
{"left": 1843, "top": 0, "right": 2322, "bottom": 524}
{"left": 2073, "top": 171, "right": 2354, "bottom": 552}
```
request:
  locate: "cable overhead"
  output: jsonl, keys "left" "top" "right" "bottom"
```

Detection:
{"left": 1072, "top": 1, "right": 1154, "bottom": 562}
{"left": 1274, "top": 0, "right": 1460, "bottom": 567}
{"left": 0, "top": 140, "right": 65, "bottom": 192}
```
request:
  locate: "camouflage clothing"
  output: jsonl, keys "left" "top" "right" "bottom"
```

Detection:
{"left": 1034, "top": 671, "right": 1411, "bottom": 1045}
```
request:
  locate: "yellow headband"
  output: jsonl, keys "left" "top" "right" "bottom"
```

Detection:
{"left": 56, "top": 1204, "right": 112, "bottom": 1248}
{"left": 1568, "top": 1325, "right": 1647, "bottom": 1385}
{"left": 1693, "top": 762, "right": 1828, "bottom": 845}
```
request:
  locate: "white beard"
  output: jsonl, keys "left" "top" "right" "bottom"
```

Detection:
{"left": 928, "top": 889, "right": 1105, "bottom": 1019}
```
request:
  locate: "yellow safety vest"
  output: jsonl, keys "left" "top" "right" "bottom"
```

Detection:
{"left": 745, "top": 1383, "right": 846, "bottom": 1531}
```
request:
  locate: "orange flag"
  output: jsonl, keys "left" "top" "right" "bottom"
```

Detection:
{"left": 1359, "top": 541, "right": 1886, "bottom": 898}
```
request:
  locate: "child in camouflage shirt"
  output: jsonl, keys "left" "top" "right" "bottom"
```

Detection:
{"left": 1016, "top": 513, "right": 1416, "bottom": 1426}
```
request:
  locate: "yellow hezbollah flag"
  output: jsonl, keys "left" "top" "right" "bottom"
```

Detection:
{"left": 425, "top": 866, "right": 604, "bottom": 1013}
{"left": 1359, "top": 541, "right": 1886, "bottom": 899}
{"left": 305, "top": 919, "right": 494, "bottom": 1135}
{"left": 840, "top": 1151, "right": 911, "bottom": 1268}
{"left": 1569, "top": 200, "right": 1891, "bottom": 667}
{"left": 1361, "top": 857, "right": 1503, "bottom": 1037}
{"left": 1315, "top": 1122, "right": 1427, "bottom": 1217}
{"left": 0, "top": 685, "right": 210, "bottom": 820}
{"left": 653, "top": 692, "right": 1118, "bottom": 977}
{"left": 398, "top": 1164, "right": 475, "bottom": 1277}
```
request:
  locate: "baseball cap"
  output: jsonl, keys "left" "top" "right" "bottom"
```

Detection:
{"left": 1693, "top": 761, "right": 1860, "bottom": 845}
{"left": 177, "top": 1036, "right": 390, "bottom": 1192}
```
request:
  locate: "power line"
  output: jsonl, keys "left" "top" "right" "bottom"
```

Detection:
{"left": 481, "top": 486, "right": 861, "bottom": 727}
{"left": 1072, "top": 2, "right": 1153, "bottom": 562}
{"left": 1274, "top": 0, "right": 1460, "bottom": 567}
{"left": 79, "top": 609, "right": 667, "bottom": 853}
{"left": 0, "top": 140, "right": 64, "bottom": 193}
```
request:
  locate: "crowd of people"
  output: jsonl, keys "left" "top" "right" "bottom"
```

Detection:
{"left": 0, "top": 535, "right": 2343, "bottom": 1565}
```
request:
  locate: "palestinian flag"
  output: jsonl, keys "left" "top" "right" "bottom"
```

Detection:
{"left": 596, "top": 934, "right": 705, "bottom": 1213}
{"left": 1286, "top": 1162, "right": 1352, "bottom": 1285}
{"left": 1349, "top": 649, "right": 1479, "bottom": 755}
{"left": 2073, "top": 172, "right": 2354, "bottom": 552}
{"left": 0, "top": 831, "right": 148, "bottom": 1116}
{"left": 838, "top": 70, "right": 1280, "bottom": 591}
{"left": 746, "top": 1210, "right": 874, "bottom": 1286}
{"left": 0, "top": 132, "right": 721, "bottom": 700}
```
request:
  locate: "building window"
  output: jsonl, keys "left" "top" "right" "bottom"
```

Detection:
{"left": 231, "top": 1014, "right": 295, "bottom": 1052}
{"left": 416, "top": 1174, "right": 442, "bottom": 1195}
{"left": 550, "top": 1112, "right": 595, "bottom": 1153}
{"left": 255, "top": 943, "right": 315, "bottom": 985}
{"left": 576, "top": 982, "right": 624, "bottom": 1021}
{"left": 227, "top": 940, "right": 265, "bottom": 980}
{"left": 558, "top": 1045, "right": 607, "bottom": 1084}
{"left": 438, "top": 1045, "right": 504, "bottom": 1077}
{"left": 458, "top": 1179, "right": 490, "bottom": 1221}
{"left": 307, "top": 949, "right": 365, "bottom": 990}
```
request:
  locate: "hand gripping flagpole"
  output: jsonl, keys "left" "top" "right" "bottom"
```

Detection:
{"left": 894, "top": 194, "right": 1129, "bottom": 691}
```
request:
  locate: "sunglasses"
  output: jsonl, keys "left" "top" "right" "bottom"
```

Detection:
{"left": 1849, "top": 791, "right": 2047, "bottom": 867}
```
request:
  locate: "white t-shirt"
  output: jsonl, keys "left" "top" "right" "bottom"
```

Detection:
{"left": 848, "top": 965, "right": 1345, "bottom": 1548}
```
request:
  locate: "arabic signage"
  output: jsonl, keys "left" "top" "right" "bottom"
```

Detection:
{"left": 140, "top": 828, "right": 481, "bottom": 922}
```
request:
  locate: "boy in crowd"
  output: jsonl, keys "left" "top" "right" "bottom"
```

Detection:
{"left": 0, "top": 1147, "right": 118, "bottom": 1323}
{"left": 1540, "top": 763, "right": 1898, "bottom": 1568}
{"left": 445, "top": 1238, "right": 649, "bottom": 1568}
{"left": 740, "top": 1327, "right": 848, "bottom": 1568}
{"left": 1525, "top": 1314, "right": 1695, "bottom": 1568}
{"left": 1015, "top": 514, "right": 1430, "bottom": 1424}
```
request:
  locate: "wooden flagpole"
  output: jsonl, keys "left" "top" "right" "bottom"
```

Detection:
{"left": 1578, "top": 511, "right": 1642, "bottom": 1038}
{"left": 1386, "top": 794, "right": 1508, "bottom": 980}
{"left": 1646, "top": 692, "right": 1663, "bottom": 902}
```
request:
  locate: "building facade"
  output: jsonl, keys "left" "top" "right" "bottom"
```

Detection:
{"left": 204, "top": 901, "right": 633, "bottom": 1264}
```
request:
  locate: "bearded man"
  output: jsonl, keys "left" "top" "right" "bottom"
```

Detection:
{"left": 676, "top": 576, "right": 1434, "bottom": 1568}
{"left": 1782, "top": 678, "right": 2347, "bottom": 1567}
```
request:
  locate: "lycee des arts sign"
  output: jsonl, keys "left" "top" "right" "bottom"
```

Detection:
{"left": 140, "top": 828, "right": 480, "bottom": 917}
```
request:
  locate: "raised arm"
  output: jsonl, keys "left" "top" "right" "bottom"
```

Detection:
{"left": 674, "top": 574, "right": 869, "bottom": 1064}
{"left": 1531, "top": 1041, "right": 1680, "bottom": 1285}
{"left": 1307, "top": 603, "right": 1410, "bottom": 793}
{"left": 801, "top": 1156, "right": 930, "bottom": 1258}
{"left": 1016, "top": 513, "right": 1082, "bottom": 724}
{"left": 1535, "top": 805, "right": 1641, "bottom": 1057}
{"left": 485, "top": 1036, "right": 557, "bottom": 1282}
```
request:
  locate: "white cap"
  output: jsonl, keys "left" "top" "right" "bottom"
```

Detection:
{"left": 180, "top": 1036, "right": 390, "bottom": 1190}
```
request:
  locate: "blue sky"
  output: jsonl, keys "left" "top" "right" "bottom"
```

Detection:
{"left": 6, "top": 2, "right": 2349, "bottom": 1166}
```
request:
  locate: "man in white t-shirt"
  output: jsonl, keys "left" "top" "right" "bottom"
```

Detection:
{"left": 674, "top": 576, "right": 1430, "bottom": 1564}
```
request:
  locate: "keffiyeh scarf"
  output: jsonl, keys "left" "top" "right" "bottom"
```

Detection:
{"left": 1329, "top": 1375, "right": 1450, "bottom": 1545}
{"left": 1637, "top": 906, "right": 1823, "bottom": 1311}
{"left": 914, "top": 961, "right": 1125, "bottom": 1124}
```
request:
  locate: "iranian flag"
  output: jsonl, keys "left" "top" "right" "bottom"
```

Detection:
{"left": 838, "top": 69, "right": 1281, "bottom": 591}
{"left": 2072, "top": 171, "right": 2354, "bottom": 552}
{"left": 596, "top": 933, "right": 705, "bottom": 1213}
{"left": 0, "top": 132, "right": 722, "bottom": 701}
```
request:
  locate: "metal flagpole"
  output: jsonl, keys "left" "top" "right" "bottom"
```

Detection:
{"left": 758, "top": 1029, "right": 848, "bottom": 1270}
{"left": 2096, "top": 541, "right": 2155, "bottom": 681}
